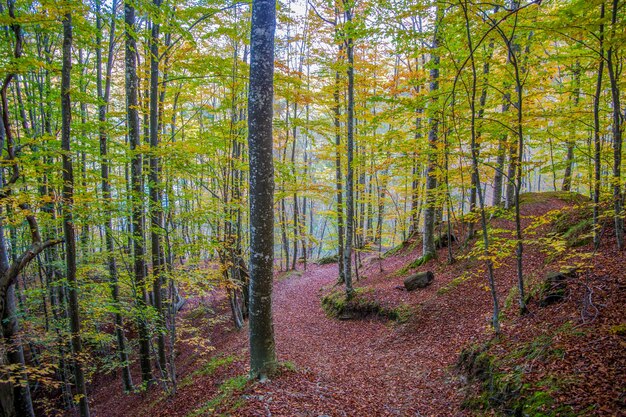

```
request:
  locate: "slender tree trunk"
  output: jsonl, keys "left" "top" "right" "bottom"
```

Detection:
{"left": 333, "top": 60, "right": 345, "bottom": 283}
{"left": 248, "top": 0, "right": 277, "bottom": 380}
{"left": 492, "top": 134, "right": 506, "bottom": 206}
{"left": 606, "top": 0, "right": 623, "bottom": 250}
{"left": 61, "top": 13, "right": 91, "bottom": 416}
{"left": 593, "top": 3, "right": 605, "bottom": 249}
{"left": 291, "top": 104, "right": 299, "bottom": 270}
{"left": 148, "top": 0, "right": 168, "bottom": 376}
{"left": 562, "top": 63, "right": 580, "bottom": 192}
{"left": 125, "top": 0, "right": 152, "bottom": 384}
{"left": 462, "top": 1, "right": 500, "bottom": 333}
{"left": 342, "top": 4, "right": 355, "bottom": 297}
{"left": 96, "top": 0, "right": 133, "bottom": 392}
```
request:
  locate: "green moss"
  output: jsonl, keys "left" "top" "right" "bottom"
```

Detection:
{"left": 185, "top": 375, "right": 248, "bottom": 417}
{"left": 458, "top": 334, "right": 577, "bottom": 416}
{"left": 186, "top": 304, "right": 214, "bottom": 321}
{"left": 384, "top": 243, "right": 407, "bottom": 258}
{"left": 279, "top": 360, "right": 297, "bottom": 372}
{"left": 278, "top": 270, "right": 303, "bottom": 281}
{"left": 321, "top": 287, "right": 411, "bottom": 322}
{"left": 437, "top": 272, "right": 472, "bottom": 295}
{"left": 519, "top": 191, "right": 588, "bottom": 206}
{"left": 608, "top": 323, "right": 626, "bottom": 336}
{"left": 562, "top": 217, "right": 594, "bottom": 247}
{"left": 316, "top": 254, "right": 339, "bottom": 265}
{"left": 179, "top": 355, "right": 238, "bottom": 388}
{"left": 396, "top": 252, "right": 436, "bottom": 276}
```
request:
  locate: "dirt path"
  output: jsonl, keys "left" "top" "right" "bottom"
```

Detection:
{"left": 237, "top": 262, "right": 469, "bottom": 416}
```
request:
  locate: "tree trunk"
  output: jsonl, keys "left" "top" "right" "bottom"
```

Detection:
{"left": 343, "top": 4, "right": 355, "bottom": 297}
{"left": 333, "top": 57, "right": 345, "bottom": 283}
{"left": 61, "top": 13, "right": 91, "bottom": 416}
{"left": 148, "top": 0, "right": 168, "bottom": 377}
{"left": 593, "top": 3, "right": 605, "bottom": 250}
{"left": 463, "top": 1, "right": 500, "bottom": 333}
{"left": 248, "top": 0, "right": 277, "bottom": 380}
{"left": 96, "top": 0, "right": 133, "bottom": 392}
{"left": 125, "top": 0, "right": 152, "bottom": 384}
{"left": 562, "top": 63, "right": 580, "bottom": 192}
{"left": 423, "top": 2, "right": 442, "bottom": 260}
{"left": 606, "top": 0, "right": 623, "bottom": 250}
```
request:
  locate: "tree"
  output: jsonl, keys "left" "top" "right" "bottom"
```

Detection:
{"left": 95, "top": 0, "right": 134, "bottom": 392}
{"left": 125, "top": 0, "right": 152, "bottom": 384}
{"left": 422, "top": 0, "right": 443, "bottom": 263}
{"left": 342, "top": 0, "right": 355, "bottom": 297}
{"left": 60, "top": 10, "right": 90, "bottom": 417}
{"left": 248, "top": 0, "right": 277, "bottom": 380}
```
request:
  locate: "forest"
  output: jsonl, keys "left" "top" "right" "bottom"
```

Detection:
{"left": 0, "top": 0, "right": 624, "bottom": 415}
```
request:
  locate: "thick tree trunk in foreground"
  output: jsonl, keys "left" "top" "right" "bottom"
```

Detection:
{"left": 423, "top": 2, "right": 442, "bottom": 261}
{"left": 248, "top": 0, "right": 277, "bottom": 380}
{"left": 61, "top": 13, "right": 90, "bottom": 417}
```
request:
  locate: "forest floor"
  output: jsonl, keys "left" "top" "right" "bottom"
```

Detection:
{"left": 87, "top": 192, "right": 626, "bottom": 417}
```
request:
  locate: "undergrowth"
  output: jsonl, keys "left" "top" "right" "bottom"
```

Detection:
{"left": 457, "top": 322, "right": 584, "bottom": 416}
{"left": 185, "top": 375, "right": 248, "bottom": 417}
{"left": 180, "top": 355, "right": 238, "bottom": 389}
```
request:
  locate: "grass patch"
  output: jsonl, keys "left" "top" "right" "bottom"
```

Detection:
{"left": 437, "top": 271, "right": 473, "bottom": 295}
{"left": 397, "top": 252, "right": 435, "bottom": 276}
{"left": 321, "top": 287, "right": 412, "bottom": 322}
{"left": 562, "top": 217, "right": 594, "bottom": 247}
{"left": 608, "top": 323, "right": 626, "bottom": 336}
{"left": 185, "top": 375, "right": 248, "bottom": 417}
{"left": 179, "top": 355, "right": 237, "bottom": 388}
{"left": 519, "top": 191, "right": 588, "bottom": 206}
{"left": 279, "top": 360, "right": 297, "bottom": 372}
{"left": 186, "top": 304, "right": 214, "bottom": 321}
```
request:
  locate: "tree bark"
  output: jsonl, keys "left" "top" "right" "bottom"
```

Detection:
{"left": 148, "top": 0, "right": 168, "bottom": 376}
{"left": 423, "top": 2, "right": 442, "bottom": 260}
{"left": 342, "top": 3, "right": 355, "bottom": 297}
{"left": 125, "top": 0, "right": 152, "bottom": 384}
{"left": 61, "top": 12, "right": 91, "bottom": 417}
{"left": 96, "top": 0, "right": 133, "bottom": 392}
{"left": 248, "top": 0, "right": 277, "bottom": 380}
{"left": 593, "top": 3, "right": 605, "bottom": 249}
{"left": 606, "top": 0, "right": 623, "bottom": 250}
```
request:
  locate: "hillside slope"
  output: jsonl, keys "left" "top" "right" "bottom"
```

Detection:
{"left": 88, "top": 192, "right": 625, "bottom": 416}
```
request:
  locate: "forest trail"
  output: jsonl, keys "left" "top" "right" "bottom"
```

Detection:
{"left": 259, "top": 262, "right": 463, "bottom": 416}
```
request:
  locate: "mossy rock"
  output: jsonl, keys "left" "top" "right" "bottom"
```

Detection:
{"left": 321, "top": 287, "right": 410, "bottom": 322}
{"left": 540, "top": 269, "right": 575, "bottom": 306}
{"left": 316, "top": 254, "right": 339, "bottom": 265}
{"left": 403, "top": 271, "right": 434, "bottom": 291}
{"left": 434, "top": 234, "right": 456, "bottom": 249}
